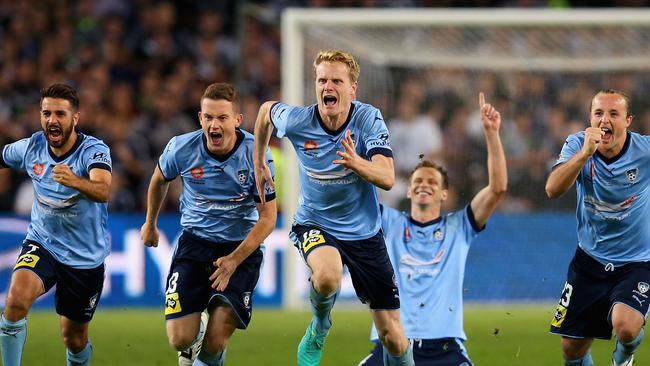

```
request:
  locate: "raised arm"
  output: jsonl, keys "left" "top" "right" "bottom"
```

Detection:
{"left": 253, "top": 101, "right": 277, "bottom": 203}
{"left": 545, "top": 127, "right": 602, "bottom": 198}
{"left": 140, "top": 166, "right": 171, "bottom": 247}
{"left": 334, "top": 130, "right": 395, "bottom": 190}
{"left": 53, "top": 164, "right": 112, "bottom": 203}
{"left": 470, "top": 92, "right": 508, "bottom": 228}
{"left": 210, "top": 199, "right": 278, "bottom": 291}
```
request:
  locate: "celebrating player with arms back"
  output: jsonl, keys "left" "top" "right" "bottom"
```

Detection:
{"left": 141, "top": 82, "right": 277, "bottom": 366}
{"left": 254, "top": 49, "right": 413, "bottom": 366}
{"left": 547, "top": 89, "right": 650, "bottom": 366}
{"left": 0, "top": 83, "right": 112, "bottom": 366}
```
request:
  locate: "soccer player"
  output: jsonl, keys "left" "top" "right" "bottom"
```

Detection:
{"left": 358, "top": 93, "right": 507, "bottom": 366}
{"left": 546, "top": 89, "right": 649, "bottom": 366}
{"left": 253, "top": 49, "right": 414, "bottom": 366}
{"left": 0, "top": 83, "right": 112, "bottom": 366}
{"left": 140, "top": 82, "right": 277, "bottom": 366}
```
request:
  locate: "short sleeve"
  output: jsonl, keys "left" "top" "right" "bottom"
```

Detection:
{"left": 270, "top": 102, "right": 306, "bottom": 139}
{"left": 158, "top": 137, "right": 180, "bottom": 181}
{"left": 1, "top": 138, "right": 30, "bottom": 171}
{"left": 84, "top": 142, "right": 112, "bottom": 173}
{"left": 554, "top": 133, "right": 583, "bottom": 168}
{"left": 363, "top": 109, "right": 393, "bottom": 158}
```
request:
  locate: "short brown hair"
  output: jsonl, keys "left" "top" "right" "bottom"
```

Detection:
{"left": 409, "top": 160, "right": 449, "bottom": 189}
{"left": 590, "top": 89, "right": 633, "bottom": 118}
{"left": 201, "top": 82, "right": 239, "bottom": 112}
{"left": 40, "top": 83, "right": 79, "bottom": 111}
{"left": 313, "top": 49, "right": 360, "bottom": 83}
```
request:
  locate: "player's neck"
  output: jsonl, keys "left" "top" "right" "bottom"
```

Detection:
{"left": 319, "top": 105, "right": 351, "bottom": 131}
{"left": 598, "top": 131, "right": 627, "bottom": 159}
{"left": 49, "top": 131, "right": 78, "bottom": 157}
{"left": 410, "top": 204, "right": 440, "bottom": 223}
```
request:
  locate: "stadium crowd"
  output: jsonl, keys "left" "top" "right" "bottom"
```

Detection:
{"left": 2, "top": 0, "right": 650, "bottom": 214}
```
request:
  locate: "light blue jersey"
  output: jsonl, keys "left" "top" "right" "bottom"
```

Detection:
{"left": 1, "top": 132, "right": 111, "bottom": 268}
{"left": 270, "top": 101, "right": 392, "bottom": 240}
{"left": 158, "top": 129, "right": 275, "bottom": 242}
{"left": 555, "top": 131, "right": 650, "bottom": 266}
{"left": 370, "top": 205, "right": 482, "bottom": 341}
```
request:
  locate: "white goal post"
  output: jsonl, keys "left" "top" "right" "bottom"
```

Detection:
{"left": 279, "top": 8, "right": 650, "bottom": 309}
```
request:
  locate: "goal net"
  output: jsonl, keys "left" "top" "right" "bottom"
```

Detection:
{"left": 280, "top": 8, "right": 650, "bottom": 308}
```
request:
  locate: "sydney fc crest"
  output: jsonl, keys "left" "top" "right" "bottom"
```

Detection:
{"left": 626, "top": 168, "right": 638, "bottom": 184}
{"left": 237, "top": 170, "right": 248, "bottom": 185}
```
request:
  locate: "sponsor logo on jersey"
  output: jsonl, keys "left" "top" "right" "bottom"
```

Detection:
{"left": 191, "top": 167, "right": 204, "bottom": 179}
{"left": 33, "top": 163, "right": 45, "bottom": 176}
{"left": 91, "top": 151, "right": 110, "bottom": 164}
{"left": 15, "top": 254, "right": 39, "bottom": 269}
{"left": 627, "top": 168, "right": 638, "bottom": 184}
{"left": 164, "top": 293, "right": 182, "bottom": 315}
{"left": 551, "top": 304, "right": 567, "bottom": 328}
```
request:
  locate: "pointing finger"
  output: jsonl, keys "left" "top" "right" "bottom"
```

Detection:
{"left": 479, "top": 92, "right": 485, "bottom": 108}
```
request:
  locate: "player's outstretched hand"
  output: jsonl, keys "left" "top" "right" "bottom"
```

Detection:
{"left": 582, "top": 126, "right": 605, "bottom": 157}
{"left": 210, "top": 255, "right": 238, "bottom": 291}
{"left": 479, "top": 92, "right": 501, "bottom": 132}
{"left": 140, "top": 222, "right": 159, "bottom": 248}
{"left": 52, "top": 164, "right": 79, "bottom": 188}
{"left": 254, "top": 161, "right": 275, "bottom": 205}
{"left": 333, "top": 130, "right": 361, "bottom": 168}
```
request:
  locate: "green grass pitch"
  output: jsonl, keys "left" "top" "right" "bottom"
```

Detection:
{"left": 21, "top": 304, "right": 648, "bottom": 365}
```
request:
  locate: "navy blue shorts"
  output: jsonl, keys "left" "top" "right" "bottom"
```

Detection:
{"left": 13, "top": 240, "right": 104, "bottom": 323}
{"left": 290, "top": 224, "right": 400, "bottom": 310}
{"left": 550, "top": 247, "right": 650, "bottom": 339}
{"left": 164, "top": 231, "right": 263, "bottom": 329}
{"left": 359, "top": 339, "right": 472, "bottom": 366}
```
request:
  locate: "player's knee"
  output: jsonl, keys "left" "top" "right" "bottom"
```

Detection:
{"left": 62, "top": 332, "right": 88, "bottom": 353}
{"left": 377, "top": 328, "right": 408, "bottom": 355}
{"left": 561, "top": 338, "right": 590, "bottom": 360}
{"left": 311, "top": 270, "right": 341, "bottom": 296}
{"left": 613, "top": 321, "right": 642, "bottom": 343}
{"left": 4, "top": 292, "right": 31, "bottom": 320}
{"left": 203, "top": 334, "right": 228, "bottom": 354}
{"left": 167, "top": 331, "right": 194, "bottom": 351}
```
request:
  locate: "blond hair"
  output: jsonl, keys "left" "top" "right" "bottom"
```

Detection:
{"left": 313, "top": 49, "right": 360, "bottom": 83}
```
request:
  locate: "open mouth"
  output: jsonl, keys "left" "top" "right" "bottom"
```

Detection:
{"left": 209, "top": 131, "right": 223, "bottom": 145}
{"left": 415, "top": 189, "right": 432, "bottom": 197}
{"left": 47, "top": 125, "right": 63, "bottom": 143}
{"left": 601, "top": 127, "right": 612, "bottom": 142}
{"left": 323, "top": 95, "right": 337, "bottom": 107}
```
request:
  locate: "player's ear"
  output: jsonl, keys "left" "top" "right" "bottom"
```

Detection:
{"left": 73, "top": 111, "right": 79, "bottom": 127}
{"left": 626, "top": 114, "right": 633, "bottom": 127}
{"left": 441, "top": 189, "right": 449, "bottom": 202}
{"left": 235, "top": 113, "right": 243, "bottom": 127}
{"left": 198, "top": 111, "right": 203, "bottom": 124}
